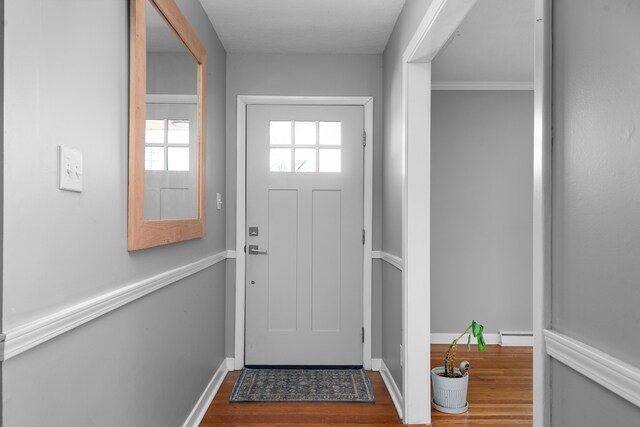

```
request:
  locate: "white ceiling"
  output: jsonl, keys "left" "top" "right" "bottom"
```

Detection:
{"left": 199, "top": 0, "right": 406, "bottom": 54}
{"left": 432, "top": 0, "right": 534, "bottom": 82}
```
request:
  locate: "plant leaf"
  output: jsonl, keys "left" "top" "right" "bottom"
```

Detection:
{"left": 467, "top": 333, "right": 471, "bottom": 351}
{"left": 477, "top": 333, "right": 487, "bottom": 351}
{"left": 471, "top": 320, "right": 484, "bottom": 337}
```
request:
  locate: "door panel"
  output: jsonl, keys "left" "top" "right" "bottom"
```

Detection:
{"left": 311, "top": 189, "right": 342, "bottom": 332}
{"left": 268, "top": 189, "right": 298, "bottom": 331}
{"left": 245, "top": 104, "right": 364, "bottom": 365}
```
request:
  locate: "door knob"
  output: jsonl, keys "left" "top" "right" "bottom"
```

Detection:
{"left": 248, "top": 245, "right": 268, "bottom": 255}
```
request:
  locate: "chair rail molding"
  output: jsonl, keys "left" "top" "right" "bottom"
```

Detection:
{"left": 431, "top": 80, "right": 534, "bottom": 91}
{"left": 544, "top": 329, "right": 640, "bottom": 409}
{"left": 371, "top": 251, "right": 403, "bottom": 271}
{"left": 2, "top": 250, "right": 230, "bottom": 361}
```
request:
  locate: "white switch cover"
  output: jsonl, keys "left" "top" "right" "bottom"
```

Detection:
{"left": 216, "top": 192, "right": 223, "bottom": 210}
{"left": 59, "top": 145, "right": 83, "bottom": 192}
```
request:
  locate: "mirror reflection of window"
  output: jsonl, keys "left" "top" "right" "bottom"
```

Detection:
{"left": 144, "top": 119, "right": 191, "bottom": 172}
{"left": 168, "top": 119, "right": 190, "bottom": 144}
{"left": 168, "top": 146, "right": 190, "bottom": 171}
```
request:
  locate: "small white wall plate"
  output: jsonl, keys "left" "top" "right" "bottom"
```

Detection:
{"left": 59, "top": 145, "right": 83, "bottom": 192}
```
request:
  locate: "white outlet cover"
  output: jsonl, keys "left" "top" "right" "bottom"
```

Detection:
{"left": 59, "top": 145, "right": 83, "bottom": 192}
{"left": 216, "top": 192, "right": 222, "bottom": 210}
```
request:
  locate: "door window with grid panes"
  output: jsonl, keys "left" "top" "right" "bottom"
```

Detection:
{"left": 269, "top": 121, "right": 342, "bottom": 173}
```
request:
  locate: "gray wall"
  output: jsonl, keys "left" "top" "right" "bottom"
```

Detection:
{"left": 551, "top": 360, "right": 640, "bottom": 427}
{"left": 225, "top": 53, "right": 384, "bottom": 358}
{"left": 551, "top": 0, "right": 640, "bottom": 424}
{"left": 431, "top": 90, "right": 533, "bottom": 334}
{"left": 381, "top": 0, "right": 434, "bottom": 390}
{"left": 147, "top": 52, "right": 197, "bottom": 95}
{"left": 2, "top": 0, "right": 227, "bottom": 425}
{"left": 381, "top": 263, "right": 403, "bottom": 391}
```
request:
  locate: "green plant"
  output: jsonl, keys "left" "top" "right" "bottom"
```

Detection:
{"left": 443, "top": 320, "right": 486, "bottom": 378}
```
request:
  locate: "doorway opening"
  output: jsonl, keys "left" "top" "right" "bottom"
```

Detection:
{"left": 429, "top": 0, "right": 535, "bottom": 423}
{"left": 399, "top": 0, "right": 550, "bottom": 424}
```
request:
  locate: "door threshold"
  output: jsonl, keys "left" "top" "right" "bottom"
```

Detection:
{"left": 244, "top": 365, "right": 364, "bottom": 370}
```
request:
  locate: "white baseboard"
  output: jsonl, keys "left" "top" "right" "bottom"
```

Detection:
{"left": 431, "top": 332, "right": 534, "bottom": 347}
{"left": 500, "top": 331, "right": 534, "bottom": 347}
{"left": 226, "top": 357, "right": 235, "bottom": 371}
{"left": 182, "top": 357, "right": 231, "bottom": 427}
{"left": 379, "top": 359, "right": 403, "bottom": 420}
{"left": 545, "top": 330, "right": 640, "bottom": 409}
{"left": 371, "top": 358, "right": 382, "bottom": 371}
{"left": 430, "top": 333, "right": 501, "bottom": 345}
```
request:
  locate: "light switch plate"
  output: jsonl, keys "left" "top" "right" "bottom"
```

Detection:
{"left": 216, "top": 192, "right": 222, "bottom": 210}
{"left": 59, "top": 145, "right": 83, "bottom": 192}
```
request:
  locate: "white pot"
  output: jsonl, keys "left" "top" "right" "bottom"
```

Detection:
{"left": 431, "top": 367, "right": 469, "bottom": 412}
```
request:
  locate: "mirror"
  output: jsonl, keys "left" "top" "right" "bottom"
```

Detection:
{"left": 144, "top": 1, "right": 198, "bottom": 221}
{"left": 128, "top": 0, "right": 206, "bottom": 250}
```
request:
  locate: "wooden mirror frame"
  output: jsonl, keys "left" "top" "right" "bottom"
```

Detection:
{"left": 128, "top": 0, "right": 206, "bottom": 251}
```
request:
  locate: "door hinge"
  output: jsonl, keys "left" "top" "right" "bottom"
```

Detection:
{"left": 243, "top": 245, "right": 246, "bottom": 254}
{"left": 362, "top": 130, "right": 367, "bottom": 147}
{"left": 362, "top": 327, "right": 365, "bottom": 343}
{"left": 362, "top": 229, "right": 365, "bottom": 245}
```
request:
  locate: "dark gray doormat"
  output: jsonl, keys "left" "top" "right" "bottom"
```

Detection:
{"left": 229, "top": 367, "right": 375, "bottom": 403}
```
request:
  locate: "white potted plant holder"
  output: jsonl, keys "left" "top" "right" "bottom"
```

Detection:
{"left": 431, "top": 366, "right": 469, "bottom": 414}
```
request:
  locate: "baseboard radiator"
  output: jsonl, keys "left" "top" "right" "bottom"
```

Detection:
{"left": 499, "top": 331, "right": 534, "bottom": 347}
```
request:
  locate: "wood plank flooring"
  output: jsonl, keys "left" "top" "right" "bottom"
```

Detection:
{"left": 199, "top": 345, "right": 532, "bottom": 426}
{"left": 430, "top": 345, "right": 532, "bottom": 426}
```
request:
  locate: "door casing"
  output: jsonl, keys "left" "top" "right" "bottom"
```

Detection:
{"left": 234, "top": 96, "right": 374, "bottom": 370}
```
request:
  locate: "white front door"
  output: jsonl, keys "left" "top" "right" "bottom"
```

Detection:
{"left": 245, "top": 104, "right": 365, "bottom": 366}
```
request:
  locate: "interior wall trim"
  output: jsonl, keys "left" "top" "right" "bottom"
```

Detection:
{"left": 372, "top": 251, "right": 403, "bottom": 271}
{"left": 379, "top": 359, "right": 404, "bottom": 420}
{"left": 431, "top": 333, "right": 501, "bottom": 345}
{"left": 500, "top": 331, "right": 534, "bottom": 347}
{"left": 1, "top": 250, "right": 229, "bottom": 361}
{"left": 182, "top": 357, "right": 231, "bottom": 427}
{"left": 431, "top": 81, "right": 534, "bottom": 91}
{"left": 544, "top": 329, "right": 640, "bottom": 409}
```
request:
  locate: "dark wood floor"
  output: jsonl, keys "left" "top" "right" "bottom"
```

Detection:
{"left": 199, "top": 345, "right": 532, "bottom": 426}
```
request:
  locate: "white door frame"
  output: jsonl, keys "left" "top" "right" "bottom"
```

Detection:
{"left": 234, "top": 95, "right": 374, "bottom": 370}
{"left": 400, "top": 0, "right": 551, "bottom": 424}
{"left": 532, "top": 0, "right": 552, "bottom": 426}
